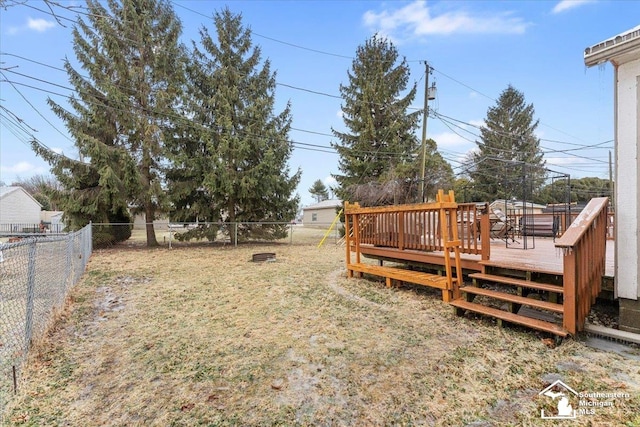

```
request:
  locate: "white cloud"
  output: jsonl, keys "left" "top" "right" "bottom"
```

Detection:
{"left": 51, "top": 147, "right": 64, "bottom": 154}
{"left": 552, "top": 0, "right": 595, "bottom": 14}
{"left": 336, "top": 110, "right": 344, "bottom": 118}
{"left": 544, "top": 156, "right": 589, "bottom": 166}
{"left": 363, "top": 0, "right": 530, "bottom": 40}
{"left": 6, "top": 17, "right": 56, "bottom": 35}
{"left": 1, "top": 161, "right": 41, "bottom": 174}
{"left": 468, "top": 119, "right": 485, "bottom": 129}
{"left": 431, "top": 131, "right": 471, "bottom": 148}
{"left": 323, "top": 176, "right": 337, "bottom": 188}
{"left": 27, "top": 18, "right": 56, "bottom": 32}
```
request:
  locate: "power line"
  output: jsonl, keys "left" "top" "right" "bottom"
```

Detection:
{"left": 0, "top": 70, "right": 72, "bottom": 142}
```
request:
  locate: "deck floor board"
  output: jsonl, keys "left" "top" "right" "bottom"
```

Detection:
{"left": 357, "top": 237, "right": 614, "bottom": 278}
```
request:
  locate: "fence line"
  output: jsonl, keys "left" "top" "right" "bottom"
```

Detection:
{"left": 93, "top": 221, "right": 342, "bottom": 247}
{"left": 0, "top": 223, "right": 66, "bottom": 235}
{"left": 0, "top": 224, "right": 92, "bottom": 420}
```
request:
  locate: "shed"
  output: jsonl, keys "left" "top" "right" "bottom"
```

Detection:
{"left": 0, "top": 186, "right": 43, "bottom": 231}
{"left": 585, "top": 25, "right": 640, "bottom": 333}
{"left": 302, "top": 199, "right": 342, "bottom": 228}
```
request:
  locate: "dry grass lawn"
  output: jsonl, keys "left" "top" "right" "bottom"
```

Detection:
{"left": 4, "top": 227, "right": 640, "bottom": 426}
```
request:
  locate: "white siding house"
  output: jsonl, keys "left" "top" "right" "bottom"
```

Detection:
{"left": 302, "top": 199, "right": 342, "bottom": 228}
{"left": 0, "top": 186, "right": 43, "bottom": 230}
{"left": 585, "top": 25, "right": 640, "bottom": 333}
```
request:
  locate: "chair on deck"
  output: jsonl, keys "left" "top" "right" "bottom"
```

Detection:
{"left": 490, "top": 208, "right": 517, "bottom": 242}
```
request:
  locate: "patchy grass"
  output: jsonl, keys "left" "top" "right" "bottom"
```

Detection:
{"left": 4, "top": 227, "right": 640, "bottom": 426}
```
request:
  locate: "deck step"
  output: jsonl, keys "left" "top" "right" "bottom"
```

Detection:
{"left": 478, "top": 260, "right": 560, "bottom": 276}
{"left": 459, "top": 286, "right": 564, "bottom": 313}
{"left": 469, "top": 273, "right": 564, "bottom": 294}
{"left": 348, "top": 263, "right": 452, "bottom": 290}
{"left": 450, "top": 299, "right": 569, "bottom": 337}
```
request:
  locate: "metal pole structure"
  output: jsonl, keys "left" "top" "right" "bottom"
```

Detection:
{"left": 25, "top": 240, "right": 37, "bottom": 352}
{"left": 419, "top": 61, "right": 430, "bottom": 203}
{"left": 609, "top": 150, "right": 614, "bottom": 209}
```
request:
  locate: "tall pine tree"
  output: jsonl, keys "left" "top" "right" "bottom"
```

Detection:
{"left": 38, "top": 0, "right": 185, "bottom": 247}
{"left": 166, "top": 8, "right": 300, "bottom": 244}
{"left": 332, "top": 35, "right": 420, "bottom": 205}
{"left": 470, "top": 85, "right": 546, "bottom": 201}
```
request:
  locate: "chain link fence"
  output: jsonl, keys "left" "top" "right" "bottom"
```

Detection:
{"left": 0, "top": 224, "right": 92, "bottom": 419}
{"left": 92, "top": 221, "right": 343, "bottom": 248}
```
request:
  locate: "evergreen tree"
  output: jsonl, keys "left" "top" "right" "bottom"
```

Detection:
{"left": 309, "top": 179, "right": 330, "bottom": 203}
{"left": 11, "top": 174, "right": 62, "bottom": 211}
{"left": 29, "top": 146, "right": 133, "bottom": 247}
{"left": 332, "top": 35, "right": 420, "bottom": 205}
{"left": 37, "top": 0, "right": 185, "bottom": 247}
{"left": 536, "top": 176, "right": 611, "bottom": 205}
{"left": 404, "top": 138, "right": 454, "bottom": 202}
{"left": 470, "top": 85, "right": 546, "bottom": 201}
{"left": 166, "top": 8, "right": 300, "bottom": 244}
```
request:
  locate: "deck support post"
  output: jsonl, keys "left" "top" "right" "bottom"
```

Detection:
{"left": 562, "top": 252, "right": 577, "bottom": 334}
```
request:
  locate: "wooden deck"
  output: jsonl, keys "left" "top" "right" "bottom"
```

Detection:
{"left": 345, "top": 195, "right": 611, "bottom": 336}
{"left": 483, "top": 238, "right": 614, "bottom": 278}
{"left": 360, "top": 237, "right": 614, "bottom": 279}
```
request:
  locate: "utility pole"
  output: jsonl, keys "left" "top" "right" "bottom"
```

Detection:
{"left": 419, "top": 61, "right": 433, "bottom": 203}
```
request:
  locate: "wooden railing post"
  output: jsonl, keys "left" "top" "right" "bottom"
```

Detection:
{"left": 398, "top": 212, "right": 405, "bottom": 250}
{"left": 562, "top": 249, "right": 577, "bottom": 334}
{"left": 354, "top": 214, "right": 361, "bottom": 275}
{"left": 344, "top": 203, "right": 353, "bottom": 277}
{"left": 480, "top": 210, "right": 490, "bottom": 261}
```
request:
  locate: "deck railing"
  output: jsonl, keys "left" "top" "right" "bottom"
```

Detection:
{"left": 555, "top": 197, "right": 609, "bottom": 334}
{"left": 505, "top": 211, "right": 614, "bottom": 240}
{"left": 347, "top": 202, "right": 489, "bottom": 258}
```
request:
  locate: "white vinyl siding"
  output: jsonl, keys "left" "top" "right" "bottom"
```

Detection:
{"left": 615, "top": 59, "right": 640, "bottom": 299}
{"left": 0, "top": 187, "right": 42, "bottom": 226}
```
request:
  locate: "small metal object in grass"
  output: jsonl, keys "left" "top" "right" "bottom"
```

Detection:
{"left": 252, "top": 252, "right": 276, "bottom": 262}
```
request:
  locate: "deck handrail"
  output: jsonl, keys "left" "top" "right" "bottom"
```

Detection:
{"left": 554, "top": 197, "right": 609, "bottom": 334}
{"left": 344, "top": 190, "right": 464, "bottom": 301}
{"left": 343, "top": 201, "right": 488, "bottom": 257}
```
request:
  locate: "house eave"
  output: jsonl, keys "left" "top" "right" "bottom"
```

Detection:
{"left": 584, "top": 26, "right": 640, "bottom": 67}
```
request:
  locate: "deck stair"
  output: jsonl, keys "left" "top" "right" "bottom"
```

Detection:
{"left": 348, "top": 262, "right": 454, "bottom": 290}
{"left": 344, "top": 190, "right": 463, "bottom": 302}
{"left": 451, "top": 264, "right": 569, "bottom": 337}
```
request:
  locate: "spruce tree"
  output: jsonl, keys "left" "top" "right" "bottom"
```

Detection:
{"left": 166, "top": 8, "right": 300, "bottom": 244}
{"left": 471, "top": 85, "right": 546, "bottom": 201}
{"left": 332, "top": 34, "right": 420, "bottom": 205}
{"left": 38, "top": 0, "right": 185, "bottom": 247}
{"left": 309, "top": 179, "right": 330, "bottom": 203}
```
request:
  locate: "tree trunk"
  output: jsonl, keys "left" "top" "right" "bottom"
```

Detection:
{"left": 145, "top": 206, "right": 158, "bottom": 247}
{"left": 141, "top": 159, "right": 158, "bottom": 247}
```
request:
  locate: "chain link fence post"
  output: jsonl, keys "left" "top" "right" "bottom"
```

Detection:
{"left": 234, "top": 222, "right": 238, "bottom": 247}
{"left": 23, "top": 240, "right": 37, "bottom": 354}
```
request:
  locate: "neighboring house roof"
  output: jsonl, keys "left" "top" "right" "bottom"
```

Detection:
{"left": 584, "top": 25, "right": 640, "bottom": 66}
{"left": 490, "top": 199, "right": 546, "bottom": 211}
{"left": 0, "top": 186, "right": 43, "bottom": 208}
{"left": 303, "top": 199, "right": 343, "bottom": 211}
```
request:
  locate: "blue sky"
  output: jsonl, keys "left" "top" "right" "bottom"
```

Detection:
{"left": 0, "top": 1, "right": 638, "bottom": 207}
